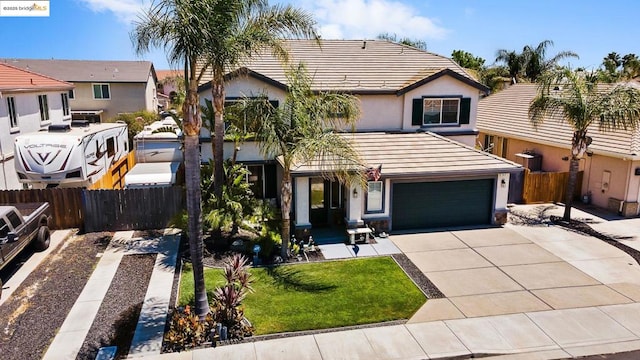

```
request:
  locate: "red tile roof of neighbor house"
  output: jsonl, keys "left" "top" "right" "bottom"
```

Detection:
{"left": 0, "top": 63, "right": 73, "bottom": 92}
{"left": 156, "top": 69, "right": 183, "bottom": 81}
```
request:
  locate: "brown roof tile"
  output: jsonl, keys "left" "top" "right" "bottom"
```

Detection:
{"left": 477, "top": 84, "right": 640, "bottom": 159}
{"left": 0, "top": 63, "right": 73, "bottom": 92}
{"left": 199, "top": 39, "right": 486, "bottom": 93}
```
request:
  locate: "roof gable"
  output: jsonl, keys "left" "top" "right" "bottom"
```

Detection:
{"left": 0, "top": 63, "right": 73, "bottom": 92}
{"left": 1, "top": 58, "right": 155, "bottom": 83}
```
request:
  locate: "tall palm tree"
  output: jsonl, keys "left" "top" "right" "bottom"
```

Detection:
{"left": 529, "top": 69, "right": 640, "bottom": 221}
{"left": 495, "top": 49, "right": 523, "bottom": 83}
{"left": 521, "top": 40, "right": 578, "bottom": 82}
{"left": 241, "top": 64, "right": 364, "bottom": 259}
{"left": 203, "top": 0, "right": 319, "bottom": 203}
{"left": 131, "top": 0, "right": 213, "bottom": 319}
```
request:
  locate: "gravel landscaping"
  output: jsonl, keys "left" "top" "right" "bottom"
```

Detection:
{"left": 77, "top": 253, "right": 156, "bottom": 360}
{"left": 0, "top": 232, "right": 111, "bottom": 360}
{"left": 392, "top": 253, "right": 445, "bottom": 299}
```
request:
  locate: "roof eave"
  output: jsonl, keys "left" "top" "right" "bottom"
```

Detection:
{"left": 397, "top": 68, "right": 490, "bottom": 96}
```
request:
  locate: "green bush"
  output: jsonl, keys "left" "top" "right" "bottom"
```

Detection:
{"left": 111, "top": 110, "right": 159, "bottom": 148}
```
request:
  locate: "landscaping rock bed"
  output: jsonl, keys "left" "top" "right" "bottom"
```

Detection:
{"left": 77, "top": 253, "right": 156, "bottom": 360}
{"left": 392, "top": 253, "right": 445, "bottom": 299}
{"left": 0, "top": 231, "right": 110, "bottom": 360}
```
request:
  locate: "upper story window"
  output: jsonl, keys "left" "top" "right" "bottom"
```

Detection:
{"left": 412, "top": 96, "right": 471, "bottom": 126}
{"left": 93, "top": 83, "right": 111, "bottom": 99}
{"left": 38, "top": 94, "right": 50, "bottom": 122}
{"left": 68, "top": 89, "right": 75, "bottom": 99}
{"left": 61, "top": 93, "right": 70, "bottom": 116}
{"left": 7, "top": 96, "right": 18, "bottom": 128}
{"left": 423, "top": 98, "right": 460, "bottom": 125}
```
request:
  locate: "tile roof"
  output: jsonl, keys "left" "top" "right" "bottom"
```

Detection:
{"left": 289, "top": 131, "right": 521, "bottom": 176}
{"left": 477, "top": 84, "right": 640, "bottom": 159}
{"left": 156, "top": 69, "right": 182, "bottom": 81}
{"left": 0, "top": 58, "right": 155, "bottom": 83}
{"left": 199, "top": 39, "right": 487, "bottom": 93}
{"left": 0, "top": 63, "right": 73, "bottom": 92}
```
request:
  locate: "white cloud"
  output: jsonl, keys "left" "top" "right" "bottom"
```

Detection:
{"left": 298, "top": 0, "right": 448, "bottom": 41}
{"left": 78, "top": 0, "right": 146, "bottom": 24}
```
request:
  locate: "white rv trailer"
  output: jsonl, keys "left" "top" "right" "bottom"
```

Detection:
{"left": 124, "top": 116, "right": 183, "bottom": 188}
{"left": 14, "top": 122, "right": 129, "bottom": 188}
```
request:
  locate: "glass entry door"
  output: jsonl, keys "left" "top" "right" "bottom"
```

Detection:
{"left": 309, "top": 178, "right": 327, "bottom": 225}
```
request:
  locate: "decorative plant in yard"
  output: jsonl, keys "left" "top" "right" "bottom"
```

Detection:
{"left": 201, "top": 159, "right": 256, "bottom": 236}
{"left": 164, "top": 305, "right": 215, "bottom": 352}
{"left": 212, "top": 254, "right": 255, "bottom": 340}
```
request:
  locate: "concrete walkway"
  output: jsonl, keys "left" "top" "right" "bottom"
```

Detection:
{"left": 318, "top": 237, "right": 401, "bottom": 259}
{"left": 42, "top": 229, "right": 180, "bottom": 360}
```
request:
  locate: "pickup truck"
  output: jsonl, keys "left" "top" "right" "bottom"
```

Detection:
{"left": 0, "top": 203, "right": 52, "bottom": 297}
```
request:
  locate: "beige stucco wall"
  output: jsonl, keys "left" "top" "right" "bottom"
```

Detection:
{"left": 144, "top": 74, "right": 158, "bottom": 111}
{"left": 70, "top": 82, "right": 154, "bottom": 121}
{"left": 478, "top": 131, "right": 640, "bottom": 211}
{"left": 355, "top": 95, "right": 402, "bottom": 131}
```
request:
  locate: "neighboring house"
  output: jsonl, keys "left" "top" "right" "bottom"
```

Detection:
{"left": 156, "top": 69, "right": 183, "bottom": 110}
{"left": 477, "top": 83, "right": 640, "bottom": 216}
{"left": 0, "top": 63, "right": 74, "bottom": 190}
{"left": 0, "top": 59, "right": 158, "bottom": 122}
{"left": 198, "top": 39, "right": 522, "bottom": 235}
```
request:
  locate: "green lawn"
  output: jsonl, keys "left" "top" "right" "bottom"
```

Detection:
{"left": 179, "top": 257, "right": 426, "bottom": 335}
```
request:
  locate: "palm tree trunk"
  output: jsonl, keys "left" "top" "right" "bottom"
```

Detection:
{"left": 183, "top": 74, "right": 208, "bottom": 320}
{"left": 280, "top": 170, "right": 292, "bottom": 259}
{"left": 212, "top": 78, "right": 225, "bottom": 201}
{"left": 563, "top": 157, "right": 580, "bottom": 221}
{"left": 184, "top": 134, "right": 209, "bottom": 319}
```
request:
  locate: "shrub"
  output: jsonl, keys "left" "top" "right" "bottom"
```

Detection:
{"left": 163, "top": 305, "right": 215, "bottom": 352}
{"left": 111, "top": 110, "right": 159, "bottom": 147}
{"left": 211, "top": 254, "right": 254, "bottom": 339}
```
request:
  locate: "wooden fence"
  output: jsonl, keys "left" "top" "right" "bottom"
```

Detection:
{"left": 83, "top": 187, "right": 184, "bottom": 232}
{"left": 0, "top": 186, "right": 184, "bottom": 232}
{"left": 522, "top": 169, "right": 583, "bottom": 204}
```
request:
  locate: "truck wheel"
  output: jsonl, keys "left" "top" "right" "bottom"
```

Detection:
{"left": 33, "top": 226, "right": 50, "bottom": 251}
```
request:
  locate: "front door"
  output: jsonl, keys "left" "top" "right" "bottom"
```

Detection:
{"left": 309, "top": 178, "right": 345, "bottom": 227}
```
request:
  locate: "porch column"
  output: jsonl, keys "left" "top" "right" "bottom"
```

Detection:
{"left": 294, "top": 177, "right": 311, "bottom": 228}
{"left": 494, "top": 173, "right": 510, "bottom": 225}
{"left": 346, "top": 183, "right": 364, "bottom": 228}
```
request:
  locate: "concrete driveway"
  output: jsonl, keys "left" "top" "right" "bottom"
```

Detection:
{"left": 391, "top": 219, "right": 640, "bottom": 322}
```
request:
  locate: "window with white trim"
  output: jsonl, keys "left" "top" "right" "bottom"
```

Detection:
{"left": 93, "top": 83, "right": 111, "bottom": 99}
{"left": 7, "top": 97, "right": 18, "bottom": 128}
{"left": 38, "top": 95, "right": 49, "bottom": 122}
{"left": 423, "top": 98, "right": 460, "bottom": 125}
{"left": 366, "top": 181, "right": 383, "bottom": 212}
{"left": 61, "top": 93, "right": 70, "bottom": 116}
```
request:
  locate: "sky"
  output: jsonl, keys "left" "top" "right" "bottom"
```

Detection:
{"left": 0, "top": 0, "right": 637, "bottom": 72}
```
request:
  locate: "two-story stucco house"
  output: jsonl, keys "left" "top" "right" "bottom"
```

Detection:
{"left": 0, "top": 63, "right": 74, "bottom": 189}
{"left": 198, "top": 40, "right": 521, "bottom": 237}
{"left": 1, "top": 59, "right": 158, "bottom": 123}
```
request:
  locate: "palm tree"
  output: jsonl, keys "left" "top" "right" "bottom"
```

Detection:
{"left": 521, "top": 40, "right": 578, "bottom": 82}
{"left": 240, "top": 64, "right": 364, "bottom": 259}
{"left": 529, "top": 69, "right": 640, "bottom": 221}
{"left": 495, "top": 49, "right": 523, "bottom": 83}
{"left": 131, "top": 0, "right": 214, "bottom": 319}
{"left": 202, "top": 0, "right": 319, "bottom": 204}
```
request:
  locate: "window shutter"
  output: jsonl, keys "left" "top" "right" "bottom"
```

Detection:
{"left": 459, "top": 97, "right": 471, "bottom": 124}
{"left": 411, "top": 98, "right": 423, "bottom": 126}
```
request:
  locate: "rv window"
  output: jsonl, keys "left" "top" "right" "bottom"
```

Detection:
{"left": 107, "top": 137, "right": 115, "bottom": 157}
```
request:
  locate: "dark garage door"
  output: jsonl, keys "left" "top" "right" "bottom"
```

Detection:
{"left": 392, "top": 179, "right": 494, "bottom": 230}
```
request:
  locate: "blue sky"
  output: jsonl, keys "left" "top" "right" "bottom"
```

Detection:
{"left": 0, "top": 0, "right": 637, "bottom": 71}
